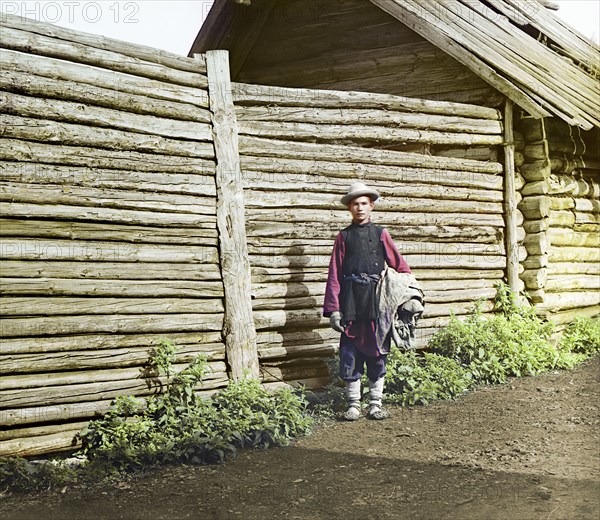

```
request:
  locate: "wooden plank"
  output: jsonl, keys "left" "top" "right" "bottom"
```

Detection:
{"left": 1, "top": 313, "right": 224, "bottom": 338}
{"left": 0, "top": 12, "right": 205, "bottom": 74}
{"left": 239, "top": 135, "right": 503, "bottom": 174}
{"left": 0, "top": 69, "right": 211, "bottom": 123}
{"left": 1, "top": 261, "right": 221, "bottom": 281}
{"left": 0, "top": 48, "right": 209, "bottom": 108}
{"left": 206, "top": 50, "right": 259, "bottom": 379}
{"left": 0, "top": 238, "right": 219, "bottom": 263}
{"left": 1, "top": 331, "right": 224, "bottom": 355}
{"left": 0, "top": 139, "right": 215, "bottom": 175}
{"left": 0, "top": 91, "right": 213, "bottom": 141}
{"left": 0, "top": 162, "right": 216, "bottom": 196}
{"left": 503, "top": 99, "right": 519, "bottom": 292}
{"left": 0, "top": 25, "right": 208, "bottom": 89}
{"left": 232, "top": 82, "right": 502, "bottom": 119}
{"left": 1, "top": 182, "right": 216, "bottom": 216}
{"left": 0, "top": 115, "right": 215, "bottom": 158}
{"left": 0, "top": 278, "right": 224, "bottom": 298}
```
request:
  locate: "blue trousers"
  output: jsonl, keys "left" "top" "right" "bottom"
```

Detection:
{"left": 339, "top": 336, "right": 387, "bottom": 382}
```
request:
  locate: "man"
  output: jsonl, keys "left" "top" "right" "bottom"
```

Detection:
{"left": 323, "top": 182, "right": 412, "bottom": 421}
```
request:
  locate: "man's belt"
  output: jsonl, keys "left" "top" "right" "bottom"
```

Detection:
{"left": 343, "top": 273, "right": 380, "bottom": 286}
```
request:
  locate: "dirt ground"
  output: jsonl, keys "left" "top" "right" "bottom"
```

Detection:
{"left": 1, "top": 356, "right": 599, "bottom": 520}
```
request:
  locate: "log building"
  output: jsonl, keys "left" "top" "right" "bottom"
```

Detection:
{"left": 0, "top": 0, "right": 598, "bottom": 456}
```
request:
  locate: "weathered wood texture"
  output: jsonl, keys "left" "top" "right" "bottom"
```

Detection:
{"left": 0, "top": 17, "right": 224, "bottom": 457}
{"left": 516, "top": 116, "right": 600, "bottom": 316}
{"left": 231, "top": 80, "right": 507, "bottom": 397}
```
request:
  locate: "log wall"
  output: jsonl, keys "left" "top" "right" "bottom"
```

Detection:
{"left": 232, "top": 82, "right": 509, "bottom": 388}
{"left": 517, "top": 116, "right": 600, "bottom": 323}
{"left": 0, "top": 15, "right": 225, "bottom": 457}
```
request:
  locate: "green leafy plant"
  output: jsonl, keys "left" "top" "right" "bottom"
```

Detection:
{"left": 78, "top": 340, "right": 313, "bottom": 472}
{"left": 559, "top": 316, "right": 600, "bottom": 355}
{"left": 429, "top": 283, "right": 584, "bottom": 384}
{"left": 0, "top": 457, "right": 77, "bottom": 492}
{"left": 385, "top": 350, "right": 473, "bottom": 406}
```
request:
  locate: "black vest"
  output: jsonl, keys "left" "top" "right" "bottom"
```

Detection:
{"left": 342, "top": 222, "right": 385, "bottom": 276}
{"left": 339, "top": 222, "right": 385, "bottom": 322}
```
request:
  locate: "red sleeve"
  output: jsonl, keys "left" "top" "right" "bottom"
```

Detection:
{"left": 323, "top": 233, "right": 345, "bottom": 317}
{"left": 381, "top": 228, "right": 411, "bottom": 273}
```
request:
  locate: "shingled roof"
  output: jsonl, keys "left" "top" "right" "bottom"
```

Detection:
{"left": 191, "top": 0, "right": 600, "bottom": 129}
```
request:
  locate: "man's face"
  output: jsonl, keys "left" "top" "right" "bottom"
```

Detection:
{"left": 348, "top": 195, "right": 374, "bottom": 224}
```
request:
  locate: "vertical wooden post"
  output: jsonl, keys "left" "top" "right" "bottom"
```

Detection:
{"left": 503, "top": 99, "right": 519, "bottom": 294}
{"left": 205, "top": 50, "right": 259, "bottom": 379}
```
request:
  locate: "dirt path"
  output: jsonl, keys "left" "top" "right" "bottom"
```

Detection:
{"left": 2, "top": 357, "right": 599, "bottom": 520}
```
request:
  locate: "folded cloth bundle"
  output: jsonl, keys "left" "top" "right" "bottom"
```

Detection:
{"left": 375, "top": 267, "right": 425, "bottom": 351}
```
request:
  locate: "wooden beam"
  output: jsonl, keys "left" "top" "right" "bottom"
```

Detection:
{"left": 503, "top": 99, "right": 519, "bottom": 293}
{"left": 205, "top": 50, "right": 259, "bottom": 380}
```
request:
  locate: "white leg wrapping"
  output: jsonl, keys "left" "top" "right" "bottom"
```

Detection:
{"left": 368, "top": 377, "right": 388, "bottom": 420}
{"left": 343, "top": 380, "right": 362, "bottom": 421}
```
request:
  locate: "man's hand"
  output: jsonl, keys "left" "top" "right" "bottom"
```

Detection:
{"left": 329, "top": 311, "right": 345, "bottom": 333}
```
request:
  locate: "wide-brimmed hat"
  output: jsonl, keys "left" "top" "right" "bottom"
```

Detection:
{"left": 340, "top": 182, "right": 380, "bottom": 206}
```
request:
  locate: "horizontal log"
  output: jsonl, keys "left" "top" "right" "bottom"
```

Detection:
{"left": 260, "top": 364, "right": 330, "bottom": 385}
{"left": 258, "top": 343, "right": 337, "bottom": 361}
{"left": 256, "top": 328, "right": 338, "bottom": 347}
{"left": 0, "top": 239, "right": 218, "bottom": 263}
{"left": 548, "top": 246, "right": 600, "bottom": 263}
{"left": 252, "top": 296, "right": 322, "bottom": 311}
{"left": 0, "top": 26, "right": 207, "bottom": 89}
{"left": 0, "top": 69, "right": 211, "bottom": 123}
{"left": 235, "top": 106, "right": 502, "bottom": 134}
{"left": 0, "top": 115, "right": 215, "bottom": 158}
{"left": 522, "top": 255, "right": 548, "bottom": 269}
{"left": 1, "top": 261, "right": 221, "bottom": 281}
{"left": 0, "top": 219, "right": 218, "bottom": 246}
{"left": 243, "top": 189, "right": 503, "bottom": 214}
{"left": 0, "top": 420, "right": 88, "bottom": 442}
{"left": 0, "top": 381, "right": 220, "bottom": 428}
{"left": 0, "top": 367, "right": 228, "bottom": 409}
{"left": 1, "top": 313, "right": 224, "bottom": 338}
{"left": 576, "top": 211, "right": 600, "bottom": 224}
{"left": 548, "top": 196, "right": 575, "bottom": 211}
{"left": 239, "top": 136, "right": 503, "bottom": 174}
{"left": 232, "top": 82, "right": 501, "bottom": 119}
{"left": 263, "top": 376, "right": 332, "bottom": 392}
{"left": 0, "top": 13, "right": 205, "bottom": 73}
{"left": 1, "top": 343, "right": 225, "bottom": 376}
{"left": 0, "top": 91, "right": 212, "bottom": 141}
{"left": 0, "top": 49, "right": 209, "bottom": 107}
{"left": 545, "top": 275, "right": 600, "bottom": 291}
{"left": 549, "top": 210, "right": 575, "bottom": 227}
{"left": 575, "top": 198, "right": 600, "bottom": 213}
{"left": 546, "top": 262, "right": 600, "bottom": 276}
{"left": 246, "top": 220, "right": 502, "bottom": 243}
{"left": 1, "top": 360, "right": 227, "bottom": 392}
{"left": 518, "top": 195, "right": 551, "bottom": 219}
{"left": 538, "top": 291, "right": 600, "bottom": 312}
{"left": 520, "top": 160, "right": 551, "bottom": 182}
{"left": 238, "top": 120, "right": 503, "bottom": 146}
{"left": 241, "top": 156, "right": 503, "bottom": 189}
{"left": 521, "top": 177, "right": 577, "bottom": 197}
{"left": 0, "top": 162, "right": 216, "bottom": 197}
{"left": 1, "top": 297, "right": 224, "bottom": 317}
{"left": 246, "top": 208, "right": 507, "bottom": 227}
{"left": 521, "top": 269, "right": 547, "bottom": 290}
{"left": 523, "top": 232, "right": 549, "bottom": 255}
{"left": 547, "top": 305, "right": 600, "bottom": 325}
{"left": 0, "top": 139, "right": 215, "bottom": 174}
{"left": 0, "top": 429, "right": 83, "bottom": 457}
{"left": 0, "top": 278, "right": 223, "bottom": 299}
{"left": 523, "top": 218, "right": 549, "bottom": 234}
{"left": 248, "top": 253, "right": 506, "bottom": 270}
{"left": 241, "top": 172, "right": 503, "bottom": 203}
{"left": 1, "top": 331, "right": 224, "bottom": 355}
{"left": 548, "top": 229, "right": 599, "bottom": 247}
{"left": 1, "top": 202, "right": 218, "bottom": 228}
{"left": 1, "top": 182, "right": 216, "bottom": 215}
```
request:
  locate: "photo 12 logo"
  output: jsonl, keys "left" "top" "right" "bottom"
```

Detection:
{"left": 1, "top": 1, "right": 140, "bottom": 24}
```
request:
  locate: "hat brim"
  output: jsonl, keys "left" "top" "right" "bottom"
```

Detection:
{"left": 340, "top": 189, "right": 379, "bottom": 206}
